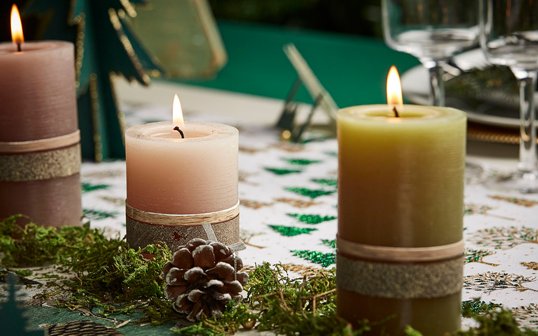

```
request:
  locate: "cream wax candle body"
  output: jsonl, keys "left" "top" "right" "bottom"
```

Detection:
{"left": 337, "top": 105, "right": 466, "bottom": 335}
{"left": 126, "top": 122, "right": 238, "bottom": 214}
{"left": 125, "top": 121, "right": 239, "bottom": 249}
{"left": 0, "top": 41, "right": 81, "bottom": 227}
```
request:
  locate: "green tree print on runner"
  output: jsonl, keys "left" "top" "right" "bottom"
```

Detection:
{"left": 322, "top": 239, "right": 336, "bottom": 249}
{"left": 268, "top": 225, "right": 317, "bottom": 237}
{"left": 311, "top": 178, "right": 338, "bottom": 188}
{"left": 283, "top": 158, "right": 322, "bottom": 166}
{"left": 287, "top": 213, "right": 336, "bottom": 224}
{"left": 291, "top": 250, "right": 335, "bottom": 267}
{"left": 285, "top": 187, "right": 335, "bottom": 199}
{"left": 83, "top": 208, "right": 119, "bottom": 221}
{"left": 264, "top": 167, "right": 303, "bottom": 176}
{"left": 81, "top": 182, "right": 110, "bottom": 193}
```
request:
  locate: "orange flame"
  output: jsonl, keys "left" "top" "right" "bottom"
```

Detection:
{"left": 10, "top": 4, "right": 24, "bottom": 47}
{"left": 386, "top": 66, "right": 403, "bottom": 111}
{"left": 173, "top": 94, "right": 184, "bottom": 127}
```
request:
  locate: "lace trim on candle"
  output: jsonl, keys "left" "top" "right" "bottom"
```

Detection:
{"left": 337, "top": 236, "right": 464, "bottom": 262}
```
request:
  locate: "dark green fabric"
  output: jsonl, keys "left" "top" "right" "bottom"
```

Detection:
{"left": 172, "top": 21, "right": 419, "bottom": 107}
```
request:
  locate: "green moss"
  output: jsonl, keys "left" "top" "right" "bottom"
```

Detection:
{"left": 1, "top": 216, "right": 535, "bottom": 335}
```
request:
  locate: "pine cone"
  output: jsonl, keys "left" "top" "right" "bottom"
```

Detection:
{"left": 163, "top": 238, "right": 248, "bottom": 321}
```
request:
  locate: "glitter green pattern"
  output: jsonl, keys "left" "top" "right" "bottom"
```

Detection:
{"left": 285, "top": 187, "right": 335, "bottom": 199}
{"left": 465, "top": 249, "right": 492, "bottom": 263}
{"left": 311, "top": 178, "right": 337, "bottom": 188}
{"left": 283, "top": 158, "right": 321, "bottom": 166}
{"left": 83, "top": 208, "right": 118, "bottom": 220}
{"left": 268, "top": 225, "right": 317, "bottom": 237}
{"left": 322, "top": 239, "right": 336, "bottom": 249}
{"left": 292, "top": 250, "right": 335, "bottom": 267}
{"left": 264, "top": 167, "right": 302, "bottom": 175}
{"left": 287, "top": 213, "right": 337, "bottom": 224}
{"left": 81, "top": 182, "right": 109, "bottom": 193}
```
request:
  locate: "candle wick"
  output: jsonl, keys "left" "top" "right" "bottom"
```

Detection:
{"left": 173, "top": 126, "right": 185, "bottom": 139}
{"left": 16, "top": 42, "right": 21, "bottom": 52}
{"left": 392, "top": 106, "right": 400, "bottom": 118}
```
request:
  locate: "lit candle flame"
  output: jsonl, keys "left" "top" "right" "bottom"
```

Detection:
{"left": 173, "top": 94, "right": 184, "bottom": 127}
{"left": 10, "top": 4, "right": 24, "bottom": 49}
{"left": 386, "top": 66, "right": 403, "bottom": 116}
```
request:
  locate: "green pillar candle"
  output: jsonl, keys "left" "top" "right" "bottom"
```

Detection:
{"left": 336, "top": 103, "right": 466, "bottom": 335}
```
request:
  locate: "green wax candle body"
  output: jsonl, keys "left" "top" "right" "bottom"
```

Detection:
{"left": 336, "top": 105, "right": 466, "bottom": 335}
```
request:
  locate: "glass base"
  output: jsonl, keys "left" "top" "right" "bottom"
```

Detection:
{"left": 483, "top": 169, "right": 538, "bottom": 194}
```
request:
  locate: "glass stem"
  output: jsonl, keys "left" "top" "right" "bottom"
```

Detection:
{"left": 515, "top": 71, "right": 537, "bottom": 173}
{"left": 424, "top": 60, "right": 446, "bottom": 106}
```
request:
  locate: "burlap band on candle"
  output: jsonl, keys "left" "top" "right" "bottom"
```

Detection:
{"left": 126, "top": 202, "right": 240, "bottom": 251}
{"left": 0, "top": 131, "right": 81, "bottom": 182}
{"left": 336, "top": 236, "right": 464, "bottom": 299}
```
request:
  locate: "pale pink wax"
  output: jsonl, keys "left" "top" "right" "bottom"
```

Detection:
{"left": 0, "top": 41, "right": 81, "bottom": 227}
{"left": 0, "top": 41, "right": 77, "bottom": 141}
{"left": 126, "top": 122, "right": 238, "bottom": 214}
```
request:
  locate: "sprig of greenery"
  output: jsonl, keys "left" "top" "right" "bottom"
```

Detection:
{"left": 1, "top": 216, "right": 537, "bottom": 335}
{"left": 175, "top": 263, "right": 367, "bottom": 335}
{"left": 0, "top": 215, "right": 172, "bottom": 323}
{"left": 458, "top": 299, "right": 537, "bottom": 336}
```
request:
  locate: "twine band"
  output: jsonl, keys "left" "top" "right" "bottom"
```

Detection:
{"left": 0, "top": 144, "right": 81, "bottom": 182}
{"left": 0, "top": 130, "right": 80, "bottom": 153}
{"left": 125, "top": 202, "right": 239, "bottom": 226}
{"left": 126, "top": 203, "right": 241, "bottom": 251}
{"left": 336, "top": 254, "right": 463, "bottom": 299}
{"left": 337, "top": 236, "right": 464, "bottom": 262}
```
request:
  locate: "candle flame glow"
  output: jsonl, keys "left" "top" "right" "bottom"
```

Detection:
{"left": 386, "top": 65, "right": 403, "bottom": 111}
{"left": 10, "top": 4, "right": 24, "bottom": 46}
{"left": 173, "top": 94, "right": 184, "bottom": 127}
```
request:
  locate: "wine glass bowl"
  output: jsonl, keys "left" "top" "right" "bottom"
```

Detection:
{"left": 382, "top": 0, "right": 480, "bottom": 106}
{"left": 480, "top": 0, "right": 538, "bottom": 193}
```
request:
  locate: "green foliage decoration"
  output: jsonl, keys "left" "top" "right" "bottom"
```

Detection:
{"left": 1, "top": 216, "right": 536, "bottom": 335}
{"left": 0, "top": 215, "right": 173, "bottom": 323}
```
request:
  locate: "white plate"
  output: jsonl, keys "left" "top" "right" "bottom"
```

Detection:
{"left": 401, "top": 49, "right": 532, "bottom": 129}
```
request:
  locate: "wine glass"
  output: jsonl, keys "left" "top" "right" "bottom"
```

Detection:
{"left": 382, "top": 0, "right": 480, "bottom": 106}
{"left": 479, "top": 0, "right": 538, "bottom": 193}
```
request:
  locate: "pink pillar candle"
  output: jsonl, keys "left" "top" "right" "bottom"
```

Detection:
{"left": 126, "top": 122, "right": 238, "bottom": 215}
{"left": 0, "top": 40, "right": 81, "bottom": 227}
